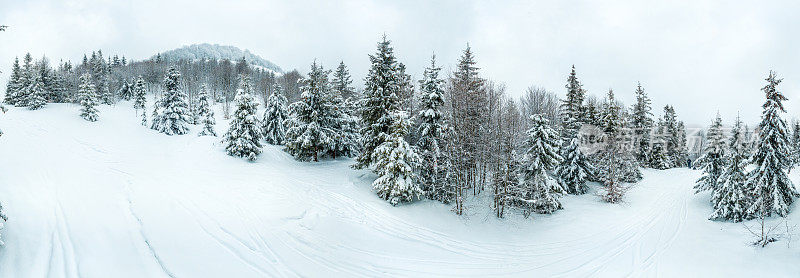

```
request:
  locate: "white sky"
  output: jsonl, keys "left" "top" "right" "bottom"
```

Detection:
{"left": 2, "top": 0, "right": 800, "bottom": 127}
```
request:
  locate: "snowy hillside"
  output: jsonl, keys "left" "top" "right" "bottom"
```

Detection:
{"left": 0, "top": 103, "right": 798, "bottom": 277}
{"left": 154, "top": 43, "right": 283, "bottom": 73}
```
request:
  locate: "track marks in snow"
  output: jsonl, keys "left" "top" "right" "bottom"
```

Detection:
{"left": 124, "top": 192, "right": 176, "bottom": 278}
{"left": 177, "top": 200, "right": 296, "bottom": 277}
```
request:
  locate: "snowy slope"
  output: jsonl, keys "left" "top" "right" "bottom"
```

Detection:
{"left": 155, "top": 43, "right": 283, "bottom": 74}
{"left": 0, "top": 103, "right": 798, "bottom": 277}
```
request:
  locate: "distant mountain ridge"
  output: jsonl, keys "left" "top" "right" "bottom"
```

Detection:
{"left": 153, "top": 43, "right": 283, "bottom": 73}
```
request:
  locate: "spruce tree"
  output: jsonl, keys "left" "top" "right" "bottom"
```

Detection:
{"left": 694, "top": 113, "right": 726, "bottom": 194}
{"left": 560, "top": 65, "right": 585, "bottom": 137}
{"left": 593, "top": 89, "right": 642, "bottom": 183}
{"left": 371, "top": 111, "right": 423, "bottom": 206}
{"left": 449, "top": 45, "right": 489, "bottom": 194}
{"left": 25, "top": 75, "right": 47, "bottom": 110}
{"left": 262, "top": 88, "right": 288, "bottom": 144}
{"left": 99, "top": 77, "right": 113, "bottom": 105}
{"left": 14, "top": 53, "right": 34, "bottom": 107}
{"left": 118, "top": 80, "right": 134, "bottom": 101}
{"left": 326, "top": 70, "right": 360, "bottom": 159}
{"left": 133, "top": 76, "right": 147, "bottom": 125}
{"left": 77, "top": 74, "right": 99, "bottom": 121}
{"left": 710, "top": 114, "right": 749, "bottom": 222}
{"left": 601, "top": 89, "right": 622, "bottom": 134}
{"left": 332, "top": 61, "right": 360, "bottom": 125}
{"left": 151, "top": 67, "right": 191, "bottom": 135}
{"left": 599, "top": 131, "right": 630, "bottom": 203}
{"left": 223, "top": 75, "right": 263, "bottom": 161}
{"left": 649, "top": 119, "right": 671, "bottom": 169}
{"left": 332, "top": 61, "right": 356, "bottom": 102}
{"left": 514, "top": 115, "right": 564, "bottom": 215}
{"left": 662, "top": 105, "right": 684, "bottom": 167}
{"left": 557, "top": 137, "right": 593, "bottom": 194}
{"left": 4, "top": 57, "right": 22, "bottom": 105}
{"left": 415, "top": 55, "right": 448, "bottom": 199}
{"left": 355, "top": 36, "right": 402, "bottom": 169}
{"left": 630, "top": 82, "right": 654, "bottom": 164}
{"left": 285, "top": 62, "right": 336, "bottom": 161}
{"left": 197, "top": 84, "right": 216, "bottom": 136}
{"left": 747, "top": 71, "right": 799, "bottom": 217}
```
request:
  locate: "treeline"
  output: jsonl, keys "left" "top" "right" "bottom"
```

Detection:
{"left": 5, "top": 36, "right": 700, "bottom": 219}
{"left": 3, "top": 50, "right": 305, "bottom": 118}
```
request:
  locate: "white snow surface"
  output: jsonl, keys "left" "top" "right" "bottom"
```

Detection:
{"left": 0, "top": 103, "right": 798, "bottom": 277}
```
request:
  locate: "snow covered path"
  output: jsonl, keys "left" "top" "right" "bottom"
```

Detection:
{"left": 0, "top": 104, "right": 798, "bottom": 277}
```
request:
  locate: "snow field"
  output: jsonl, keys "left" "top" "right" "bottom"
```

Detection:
{"left": 0, "top": 103, "right": 798, "bottom": 277}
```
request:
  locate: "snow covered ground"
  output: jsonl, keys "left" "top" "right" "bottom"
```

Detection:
{"left": 0, "top": 103, "right": 798, "bottom": 277}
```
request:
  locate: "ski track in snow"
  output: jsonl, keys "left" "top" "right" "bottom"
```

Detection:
{"left": 0, "top": 104, "right": 798, "bottom": 277}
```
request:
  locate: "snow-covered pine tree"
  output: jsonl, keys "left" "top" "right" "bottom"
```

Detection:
{"left": 415, "top": 55, "right": 448, "bottom": 200}
{"left": 514, "top": 114, "right": 564, "bottom": 215}
{"left": 223, "top": 75, "right": 263, "bottom": 161}
{"left": 649, "top": 119, "right": 670, "bottom": 169}
{"left": 25, "top": 74, "right": 47, "bottom": 110}
{"left": 560, "top": 65, "right": 585, "bottom": 137}
{"left": 332, "top": 61, "right": 356, "bottom": 102}
{"left": 150, "top": 67, "right": 191, "bottom": 135}
{"left": 197, "top": 84, "right": 216, "bottom": 136}
{"left": 449, "top": 46, "right": 489, "bottom": 194}
{"left": 355, "top": 36, "right": 402, "bottom": 169}
{"left": 710, "top": 114, "right": 749, "bottom": 222}
{"left": 557, "top": 137, "right": 593, "bottom": 194}
{"left": 325, "top": 69, "right": 360, "bottom": 159}
{"left": 77, "top": 74, "right": 99, "bottom": 121}
{"left": 694, "top": 113, "right": 726, "bottom": 194}
{"left": 662, "top": 105, "right": 684, "bottom": 167}
{"left": 676, "top": 121, "right": 689, "bottom": 167}
{"left": 600, "top": 89, "right": 622, "bottom": 134}
{"left": 262, "top": 88, "right": 288, "bottom": 144}
{"left": 593, "top": 89, "right": 642, "bottom": 183}
{"left": 133, "top": 76, "right": 147, "bottom": 125}
{"left": 118, "top": 80, "right": 134, "bottom": 100}
{"left": 371, "top": 111, "right": 422, "bottom": 206}
{"left": 4, "top": 57, "right": 22, "bottom": 105}
{"left": 13, "top": 53, "right": 34, "bottom": 107}
{"left": 333, "top": 62, "right": 361, "bottom": 126}
{"left": 599, "top": 130, "right": 630, "bottom": 203}
{"left": 630, "top": 82, "right": 654, "bottom": 165}
{"left": 285, "top": 62, "right": 336, "bottom": 161}
{"left": 99, "top": 77, "right": 113, "bottom": 105}
{"left": 746, "top": 71, "right": 799, "bottom": 217}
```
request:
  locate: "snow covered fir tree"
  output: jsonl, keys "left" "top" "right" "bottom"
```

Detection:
{"left": 222, "top": 75, "right": 263, "bottom": 161}
{"left": 132, "top": 76, "right": 147, "bottom": 126}
{"left": 415, "top": 55, "right": 453, "bottom": 202}
{"left": 262, "top": 88, "right": 288, "bottom": 144}
{"left": 746, "top": 71, "right": 799, "bottom": 218}
{"left": 354, "top": 36, "right": 403, "bottom": 169}
{"left": 694, "top": 113, "right": 726, "bottom": 194}
{"left": 77, "top": 73, "right": 99, "bottom": 122}
{"left": 557, "top": 137, "right": 593, "bottom": 195}
{"left": 710, "top": 114, "right": 749, "bottom": 222}
{"left": 197, "top": 84, "right": 217, "bottom": 137}
{"left": 150, "top": 67, "right": 191, "bottom": 135}
{"left": 371, "top": 111, "right": 423, "bottom": 206}
{"left": 284, "top": 62, "right": 336, "bottom": 161}
{"left": 513, "top": 114, "right": 564, "bottom": 215}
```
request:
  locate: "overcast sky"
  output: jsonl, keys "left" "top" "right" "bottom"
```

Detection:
{"left": 2, "top": 0, "right": 800, "bottom": 126}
